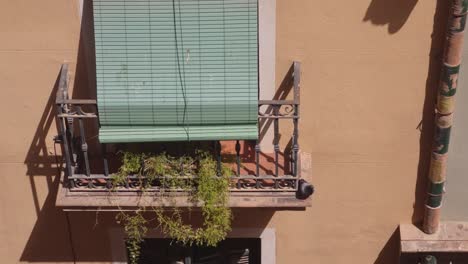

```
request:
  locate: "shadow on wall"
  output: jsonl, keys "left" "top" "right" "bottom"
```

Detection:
{"left": 363, "top": 0, "right": 418, "bottom": 34}
{"left": 21, "top": 68, "right": 76, "bottom": 262}
{"left": 374, "top": 227, "right": 400, "bottom": 264}
{"left": 72, "top": 0, "right": 101, "bottom": 159}
{"left": 258, "top": 63, "right": 295, "bottom": 143}
{"left": 257, "top": 63, "right": 297, "bottom": 174}
{"left": 20, "top": 0, "right": 97, "bottom": 262}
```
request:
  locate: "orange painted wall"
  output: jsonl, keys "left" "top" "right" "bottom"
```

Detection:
{"left": 0, "top": 0, "right": 445, "bottom": 263}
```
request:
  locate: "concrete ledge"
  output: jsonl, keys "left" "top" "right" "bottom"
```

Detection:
{"left": 56, "top": 174, "right": 311, "bottom": 211}
{"left": 400, "top": 222, "right": 468, "bottom": 253}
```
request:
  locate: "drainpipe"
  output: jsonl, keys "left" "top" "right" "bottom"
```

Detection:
{"left": 423, "top": 0, "right": 468, "bottom": 234}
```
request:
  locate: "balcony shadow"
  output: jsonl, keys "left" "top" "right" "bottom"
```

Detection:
{"left": 412, "top": 0, "right": 448, "bottom": 225}
{"left": 20, "top": 0, "right": 101, "bottom": 262}
{"left": 258, "top": 63, "right": 295, "bottom": 143}
{"left": 363, "top": 0, "right": 418, "bottom": 34}
{"left": 23, "top": 68, "right": 62, "bottom": 217}
{"left": 21, "top": 63, "right": 80, "bottom": 262}
{"left": 71, "top": 0, "right": 100, "bottom": 161}
{"left": 20, "top": 174, "right": 76, "bottom": 262}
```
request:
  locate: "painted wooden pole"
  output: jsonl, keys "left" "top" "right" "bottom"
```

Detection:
{"left": 423, "top": 0, "right": 468, "bottom": 234}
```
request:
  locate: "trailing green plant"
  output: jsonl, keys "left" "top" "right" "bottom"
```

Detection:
{"left": 109, "top": 150, "right": 232, "bottom": 264}
{"left": 111, "top": 151, "right": 144, "bottom": 189}
{"left": 116, "top": 210, "right": 147, "bottom": 264}
{"left": 154, "top": 152, "right": 232, "bottom": 246}
{"left": 144, "top": 153, "right": 195, "bottom": 192}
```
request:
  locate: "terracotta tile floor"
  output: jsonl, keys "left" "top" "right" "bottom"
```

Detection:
{"left": 220, "top": 141, "right": 292, "bottom": 176}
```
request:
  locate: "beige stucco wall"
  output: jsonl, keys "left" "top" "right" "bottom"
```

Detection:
{"left": 0, "top": 0, "right": 445, "bottom": 263}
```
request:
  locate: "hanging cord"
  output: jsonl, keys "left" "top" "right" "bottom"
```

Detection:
{"left": 65, "top": 212, "right": 77, "bottom": 264}
{"left": 172, "top": 0, "right": 189, "bottom": 140}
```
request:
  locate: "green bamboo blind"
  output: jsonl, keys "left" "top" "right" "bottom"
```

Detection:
{"left": 93, "top": 0, "right": 259, "bottom": 143}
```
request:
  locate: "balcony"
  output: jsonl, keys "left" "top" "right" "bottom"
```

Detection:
{"left": 54, "top": 62, "right": 313, "bottom": 209}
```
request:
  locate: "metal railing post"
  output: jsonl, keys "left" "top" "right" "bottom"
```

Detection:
{"left": 292, "top": 62, "right": 301, "bottom": 177}
{"left": 55, "top": 64, "right": 75, "bottom": 188}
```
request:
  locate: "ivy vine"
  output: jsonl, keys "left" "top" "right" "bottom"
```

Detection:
{"left": 109, "top": 150, "right": 232, "bottom": 264}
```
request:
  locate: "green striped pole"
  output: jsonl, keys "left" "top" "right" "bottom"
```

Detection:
{"left": 423, "top": 0, "right": 468, "bottom": 234}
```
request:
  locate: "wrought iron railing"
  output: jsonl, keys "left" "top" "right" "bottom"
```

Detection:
{"left": 55, "top": 62, "right": 312, "bottom": 198}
